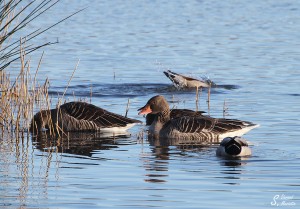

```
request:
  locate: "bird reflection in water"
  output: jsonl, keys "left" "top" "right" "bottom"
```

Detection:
{"left": 32, "top": 131, "right": 132, "bottom": 157}
{"left": 217, "top": 155, "right": 252, "bottom": 186}
{"left": 142, "top": 136, "right": 218, "bottom": 183}
{"left": 142, "top": 144, "right": 170, "bottom": 184}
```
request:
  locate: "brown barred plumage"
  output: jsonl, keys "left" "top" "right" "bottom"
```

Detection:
{"left": 30, "top": 102, "right": 141, "bottom": 133}
{"left": 145, "top": 109, "right": 205, "bottom": 125}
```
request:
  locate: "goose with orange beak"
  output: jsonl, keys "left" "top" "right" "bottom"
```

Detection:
{"left": 138, "top": 95, "right": 259, "bottom": 142}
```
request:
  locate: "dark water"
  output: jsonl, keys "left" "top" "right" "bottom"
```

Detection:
{"left": 1, "top": 0, "right": 300, "bottom": 208}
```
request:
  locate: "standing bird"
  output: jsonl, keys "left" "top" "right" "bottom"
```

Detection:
{"left": 163, "top": 70, "right": 213, "bottom": 89}
{"left": 30, "top": 101, "right": 141, "bottom": 133}
{"left": 216, "top": 137, "right": 252, "bottom": 157}
{"left": 138, "top": 95, "right": 259, "bottom": 143}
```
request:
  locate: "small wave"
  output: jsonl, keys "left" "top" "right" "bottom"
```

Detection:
{"left": 288, "top": 93, "right": 300, "bottom": 97}
{"left": 214, "top": 84, "right": 240, "bottom": 90}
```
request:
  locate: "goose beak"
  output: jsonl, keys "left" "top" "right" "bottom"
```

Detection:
{"left": 138, "top": 104, "right": 152, "bottom": 115}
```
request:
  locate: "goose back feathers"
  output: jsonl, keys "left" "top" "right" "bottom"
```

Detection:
{"left": 145, "top": 109, "right": 205, "bottom": 125}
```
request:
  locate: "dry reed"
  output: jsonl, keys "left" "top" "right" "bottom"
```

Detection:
{"left": 0, "top": 0, "right": 84, "bottom": 139}
{"left": 0, "top": 2, "right": 89, "bottom": 194}
{"left": 0, "top": 48, "right": 50, "bottom": 136}
{"left": 125, "top": 98, "right": 130, "bottom": 117}
{"left": 223, "top": 99, "right": 228, "bottom": 118}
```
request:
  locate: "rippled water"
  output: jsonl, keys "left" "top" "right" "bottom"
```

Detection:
{"left": 1, "top": 0, "right": 300, "bottom": 208}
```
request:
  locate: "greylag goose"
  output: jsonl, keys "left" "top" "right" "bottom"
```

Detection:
{"left": 145, "top": 109, "right": 205, "bottom": 125}
{"left": 216, "top": 137, "right": 252, "bottom": 157}
{"left": 164, "top": 70, "right": 212, "bottom": 88}
{"left": 138, "top": 95, "right": 259, "bottom": 142}
{"left": 30, "top": 102, "right": 141, "bottom": 133}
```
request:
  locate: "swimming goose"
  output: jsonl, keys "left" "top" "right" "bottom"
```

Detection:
{"left": 30, "top": 102, "right": 141, "bottom": 133}
{"left": 138, "top": 95, "right": 259, "bottom": 142}
{"left": 164, "top": 70, "right": 211, "bottom": 88}
{"left": 145, "top": 109, "right": 206, "bottom": 125}
{"left": 216, "top": 137, "right": 252, "bottom": 157}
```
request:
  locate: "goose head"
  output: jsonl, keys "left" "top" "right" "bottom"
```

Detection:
{"left": 30, "top": 109, "right": 56, "bottom": 133}
{"left": 138, "top": 95, "right": 170, "bottom": 115}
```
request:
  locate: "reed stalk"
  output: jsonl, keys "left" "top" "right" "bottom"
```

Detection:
{"left": 223, "top": 99, "right": 228, "bottom": 118}
{"left": 195, "top": 86, "right": 199, "bottom": 109}
{"left": 207, "top": 83, "right": 211, "bottom": 114}
{"left": 195, "top": 86, "right": 202, "bottom": 112}
{"left": 90, "top": 84, "right": 92, "bottom": 103}
{"left": 61, "top": 59, "right": 79, "bottom": 99}
{"left": 125, "top": 98, "right": 130, "bottom": 117}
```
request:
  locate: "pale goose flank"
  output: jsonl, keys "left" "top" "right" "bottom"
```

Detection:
{"left": 216, "top": 137, "right": 252, "bottom": 157}
{"left": 30, "top": 102, "right": 141, "bottom": 133}
{"left": 164, "top": 70, "right": 211, "bottom": 88}
{"left": 138, "top": 95, "right": 259, "bottom": 143}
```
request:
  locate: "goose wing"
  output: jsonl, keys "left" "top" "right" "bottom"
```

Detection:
{"left": 211, "top": 118, "right": 256, "bottom": 134}
{"left": 60, "top": 102, "right": 141, "bottom": 128}
{"left": 168, "top": 116, "right": 253, "bottom": 134}
{"left": 166, "top": 70, "right": 199, "bottom": 82}
{"left": 170, "top": 109, "right": 205, "bottom": 119}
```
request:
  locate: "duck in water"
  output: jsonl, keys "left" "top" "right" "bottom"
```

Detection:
{"left": 216, "top": 136, "right": 252, "bottom": 157}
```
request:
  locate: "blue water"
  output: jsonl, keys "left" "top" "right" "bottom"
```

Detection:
{"left": 1, "top": 0, "right": 300, "bottom": 208}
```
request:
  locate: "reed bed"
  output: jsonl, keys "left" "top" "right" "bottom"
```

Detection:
{"left": 0, "top": 0, "right": 83, "bottom": 139}
{"left": 0, "top": 51, "right": 50, "bottom": 137}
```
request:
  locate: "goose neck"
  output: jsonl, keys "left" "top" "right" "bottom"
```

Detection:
{"left": 157, "top": 109, "right": 170, "bottom": 124}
